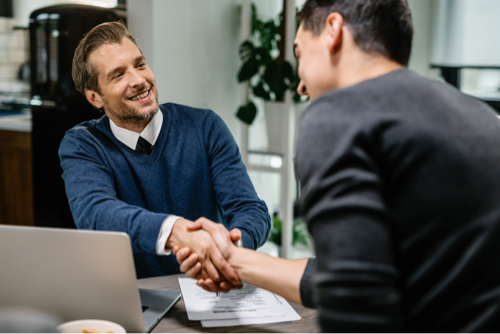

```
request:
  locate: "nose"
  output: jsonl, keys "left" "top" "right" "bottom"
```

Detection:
{"left": 297, "top": 79, "right": 308, "bottom": 96}
{"left": 130, "top": 69, "right": 146, "bottom": 87}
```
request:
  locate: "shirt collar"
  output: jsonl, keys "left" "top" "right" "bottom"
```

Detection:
{"left": 109, "top": 109, "right": 163, "bottom": 150}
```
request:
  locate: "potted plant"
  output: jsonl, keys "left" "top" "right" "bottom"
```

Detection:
{"left": 235, "top": 3, "right": 304, "bottom": 134}
{"left": 267, "top": 215, "right": 311, "bottom": 257}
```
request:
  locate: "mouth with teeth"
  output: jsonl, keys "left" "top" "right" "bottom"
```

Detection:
{"left": 129, "top": 89, "right": 150, "bottom": 101}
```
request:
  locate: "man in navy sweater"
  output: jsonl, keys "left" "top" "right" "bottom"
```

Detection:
{"left": 58, "top": 21, "right": 271, "bottom": 279}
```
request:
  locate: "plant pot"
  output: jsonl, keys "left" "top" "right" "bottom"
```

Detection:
{"left": 263, "top": 101, "right": 309, "bottom": 154}
{"left": 264, "top": 101, "right": 286, "bottom": 153}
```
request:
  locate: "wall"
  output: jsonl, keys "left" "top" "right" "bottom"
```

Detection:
{"left": 0, "top": 17, "right": 29, "bottom": 98}
{"left": 407, "top": 0, "right": 436, "bottom": 77}
{"left": 128, "top": 0, "right": 242, "bottom": 145}
{"left": 432, "top": 0, "right": 500, "bottom": 66}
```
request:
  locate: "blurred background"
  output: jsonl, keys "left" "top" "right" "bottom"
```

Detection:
{"left": 1, "top": 0, "right": 499, "bottom": 259}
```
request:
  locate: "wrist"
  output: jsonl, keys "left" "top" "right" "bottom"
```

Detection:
{"left": 228, "top": 246, "right": 247, "bottom": 279}
{"left": 165, "top": 218, "right": 189, "bottom": 249}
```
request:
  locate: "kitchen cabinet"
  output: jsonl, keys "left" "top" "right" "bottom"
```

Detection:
{"left": 0, "top": 129, "right": 33, "bottom": 226}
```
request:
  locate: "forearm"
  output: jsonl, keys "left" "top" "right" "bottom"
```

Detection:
{"left": 311, "top": 215, "right": 401, "bottom": 332}
{"left": 206, "top": 112, "right": 271, "bottom": 249}
{"left": 74, "top": 196, "right": 167, "bottom": 254}
{"left": 229, "top": 247, "right": 308, "bottom": 305}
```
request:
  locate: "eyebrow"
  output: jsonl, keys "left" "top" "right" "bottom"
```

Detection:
{"left": 105, "top": 55, "right": 146, "bottom": 82}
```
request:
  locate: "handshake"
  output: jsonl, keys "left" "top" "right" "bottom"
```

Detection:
{"left": 169, "top": 218, "right": 246, "bottom": 293}
{"left": 168, "top": 217, "right": 307, "bottom": 305}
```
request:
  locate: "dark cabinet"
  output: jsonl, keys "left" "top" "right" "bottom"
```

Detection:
{"left": 0, "top": 130, "right": 33, "bottom": 226}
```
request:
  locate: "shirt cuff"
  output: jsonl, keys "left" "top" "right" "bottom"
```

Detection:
{"left": 156, "top": 215, "right": 181, "bottom": 256}
{"left": 300, "top": 257, "right": 316, "bottom": 308}
{"left": 235, "top": 238, "right": 243, "bottom": 248}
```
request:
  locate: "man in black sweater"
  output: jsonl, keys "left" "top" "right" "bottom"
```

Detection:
{"left": 173, "top": 0, "right": 500, "bottom": 331}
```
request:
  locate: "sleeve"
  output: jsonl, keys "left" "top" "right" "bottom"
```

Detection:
{"left": 156, "top": 215, "right": 181, "bottom": 255}
{"left": 295, "top": 101, "right": 402, "bottom": 332}
{"left": 59, "top": 130, "right": 168, "bottom": 255}
{"left": 203, "top": 111, "right": 271, "bottom": 250}
{"left": 300, "top": 257, "right": 316, "bottom": 308}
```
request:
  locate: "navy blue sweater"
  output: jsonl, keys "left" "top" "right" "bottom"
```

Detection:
{"left": 59, "top": 103, "right": 271, "bottom": 278}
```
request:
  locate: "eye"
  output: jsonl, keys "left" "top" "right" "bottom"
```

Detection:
{"left": 113, "top": 73, "right": 123, "bottom": 80}
{"left": 138, "top": 62, "right": 146, "bottom": 68}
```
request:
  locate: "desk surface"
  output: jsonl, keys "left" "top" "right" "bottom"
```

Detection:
{"left": 137, "top": 274, "right": 319, "bottom": 333}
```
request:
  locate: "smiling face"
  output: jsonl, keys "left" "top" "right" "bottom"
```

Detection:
{"left": 85, "top": 37, "right": 159, "bottom": 129}
{"left": 294, "top": 23, "right": 337, "bottom": 101}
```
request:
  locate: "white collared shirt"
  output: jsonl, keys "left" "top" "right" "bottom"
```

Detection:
{"left": 109, "top": 110, "right": 180, "bottom": 256}
{"left": 109, "top": 108, "right": 163, "bottom": 150}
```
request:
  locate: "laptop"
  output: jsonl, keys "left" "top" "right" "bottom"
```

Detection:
{"left": 0, "top": 225, "right": 181, "bottom": 333}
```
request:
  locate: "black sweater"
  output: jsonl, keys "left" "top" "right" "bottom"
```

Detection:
{"left": 296, "top": 69, "right": 500, "bottom": 332}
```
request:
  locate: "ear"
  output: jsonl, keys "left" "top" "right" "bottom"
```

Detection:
{"left": 85, "top": 89, "right": 104, "bottom": 109}
{"left": 324, "top": 12, "right": 344, "bottom": 55}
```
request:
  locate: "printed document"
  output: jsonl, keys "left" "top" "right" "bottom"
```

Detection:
{"left": 179, "top": 278, "right": 288, "bottom": 321}
{"left": 201, "top": 293, "right": 301, "bottom": 327}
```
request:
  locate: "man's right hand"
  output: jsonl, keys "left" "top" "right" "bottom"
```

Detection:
{"left": 166, "top": 218, "right": 240, "bottom": 285}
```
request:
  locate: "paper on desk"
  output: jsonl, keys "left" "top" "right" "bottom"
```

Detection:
{"left": 201, "top": 293, "right": 301, "bottom": 328}
{"left": 178, "top": 278, "right": 285, "bottom": 321}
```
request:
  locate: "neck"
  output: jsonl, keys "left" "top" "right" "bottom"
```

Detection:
{"left": 334, "top": 52, "right": 403, "bottom": 90}
{"left": 332, "top": 35, "right": 403, "bottom": 88}
{"left": 106, "top": 114, "right": 153, "bottom": 133}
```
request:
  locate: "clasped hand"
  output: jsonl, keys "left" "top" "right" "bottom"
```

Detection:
{"left": 172, "top": 218, "right": 243, "bottom": 292}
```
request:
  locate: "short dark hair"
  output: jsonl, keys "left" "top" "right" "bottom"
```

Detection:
{"left": 298, "top": 0, "right": 413, "bottom": 66}
{"left": 72, "top": 21, "right": 141, "bottom": 95}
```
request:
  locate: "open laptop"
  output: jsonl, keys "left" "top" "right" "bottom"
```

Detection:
{"left": 0, "top": 225, "right": 181, "bottom": 333}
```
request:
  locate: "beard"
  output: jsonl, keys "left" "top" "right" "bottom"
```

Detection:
{"left": 102, "top": 86, "right": 159, "bottom": 124}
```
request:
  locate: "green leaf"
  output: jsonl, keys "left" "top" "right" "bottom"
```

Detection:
{"left": 254, "top": 47, "right": 272, "bottom": 64}
{"left": 236, "top": 101, "right": 257, "bottom": 125}
{"left": 253, "top": 82, "right": 271, "bottom": 100}
{"left": 268, "top": 216, "right": 283, "bottom": 246}
{"left": 293, "top": 218, "right": 309, "bottom": 247}
{"left": 237, "top": 57, "right": 259, "bottom": 82}
{"left": 251, "top": 3, "right": 259, "bottom": 34}
{"left": 293, "top": 91, "right": 302, "bottom": 103}
{"left": 268, "top": 216, "right": 311, "bottom": 248}
{"left": 238, "top": 40, "right": 255, "bottom": 62}
{"left": 239, "top": 2, "right": 305, "bottom": 104}
{"left": 282, "top": 61, "right": 294, "bottom": 83}
{"left": 263, "top": 62, "right": 288, "bottom": 101}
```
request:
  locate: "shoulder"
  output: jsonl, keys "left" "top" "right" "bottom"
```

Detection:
{"left": 63, "top": 115, "right": 108, "bottom": 140}
{"left": 295, "top": 70, "right": 438, "bottom": 179}
{"left": 60, "top": 115, "right": 112, "bottom": 156}
{"left": 300, "top": 68, "right": 492, "bottom": 135}
{"left": 160, "top": 102, "right": 217, "bottom": 120}
{"left": 159, "top": 102, "right": 226, "bottom": 130}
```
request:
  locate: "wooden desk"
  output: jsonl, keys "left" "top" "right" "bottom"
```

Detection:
{"left": 137, "top": 274, "right": 319, "bottom": 333}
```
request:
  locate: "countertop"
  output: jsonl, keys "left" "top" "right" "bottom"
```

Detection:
{"left": 0, "top": 112, "right": 32, "bottom": 132}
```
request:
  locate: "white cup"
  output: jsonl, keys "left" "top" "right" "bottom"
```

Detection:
{"left": 58, "top": 319, "right": 126, "bottom": 333}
